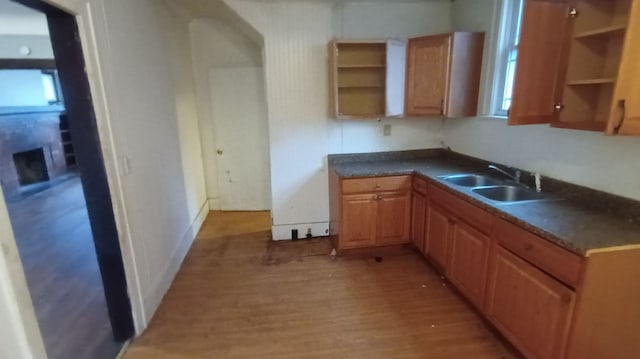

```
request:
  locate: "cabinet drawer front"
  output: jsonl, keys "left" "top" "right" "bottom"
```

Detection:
{"left": 428, "top": 184, "right": 493, "bottom": 234}
{"left": 494, "top": 219, "right": 583, "bottom": 288}
{"left": 412, "top": 176, "right": 428, "bottom": 195}
{"left": 342, "top": 176, "right": 411, "bottom": 194}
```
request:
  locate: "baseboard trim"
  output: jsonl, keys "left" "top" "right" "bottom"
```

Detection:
{"left": 272, "top": 222, "right": 329, "bottom": 241}
{"left": 141, "top": 201, "right": 209, "bottom": 327}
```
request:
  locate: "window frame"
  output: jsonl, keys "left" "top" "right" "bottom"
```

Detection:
{"left": 492, "top": 0, "right": 524, "bottom": 117}
{"left": 41, "top": 69, "right": 63, "bottom": 106}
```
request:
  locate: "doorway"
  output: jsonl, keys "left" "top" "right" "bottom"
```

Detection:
{"left": 1, "top": 0, "right": 133, "bottom": 358}
{"left": 209, "top": 66, "right": 271, "bottom": 211}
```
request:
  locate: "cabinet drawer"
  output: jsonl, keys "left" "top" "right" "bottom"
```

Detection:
{"left": 494, "top": 219, "right": 583, "bottom": 288}
{"left": 428, "top": 184, "right": 493, "bottom": 234}
{"left": 412, "top": 176, "right": 428, "bottom": 195}
{"left": 342, "top": 176, "right": 411, "bottom": 194}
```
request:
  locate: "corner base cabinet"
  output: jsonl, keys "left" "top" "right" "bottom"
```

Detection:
{"left": 329, "top": 174, "right": 411, "bottom": 250}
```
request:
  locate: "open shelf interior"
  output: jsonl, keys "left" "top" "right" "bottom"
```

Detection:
{"left": 337, "top": 87, "right": 385, "bottom": 118}
{"left": 335, "top": 42, "right": 387, "bottom": 118}
{"left": 337, "top": 67, "right": 385, "bottom": 89}
{"left": 336, "top": 43, "right": 386, "bottom": 67}
{"left": 559, "top": 0, "right": 631, "bottom": 129}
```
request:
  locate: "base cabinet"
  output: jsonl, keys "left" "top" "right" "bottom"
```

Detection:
{"left": 332, "top": 176, "right": 411, "bottom": 250}
{"left": 341, "top": 194, "right": 378, "bottom": 248}
{"left": 448, "top": 221, "right": 491, "bottom": 309}
{"left": 377, "top": 192, "right": 412, "bottom": 245}
{"left": 425, "top": 203, "right": 451, "bottom": 272}
{"left": 485, "top": 245, "right": 575, "bottom": 359}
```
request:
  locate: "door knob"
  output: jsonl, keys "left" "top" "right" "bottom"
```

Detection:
{"left": 217, "top": 148, "right": 224, "bottom": 155}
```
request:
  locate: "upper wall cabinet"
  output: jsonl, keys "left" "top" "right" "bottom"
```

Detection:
{"left": 607, "top": 0, "right": 640, "bottom": 135}
{"left": 405, "top": 32, "right": 485, "bottom": 118}
{"left": 510, "top": 0, "right": 638, "bottom": 134}
{"left": 329, "top": 40, "right": 406, "bottom": 119}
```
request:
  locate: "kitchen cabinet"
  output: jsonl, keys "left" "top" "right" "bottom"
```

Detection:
{"left": 405, "top": 32, "right": 484, "bottom": 117}
{"left": 410, "top": 177, "right": 427, "bottom": 252}
{"left": 425, "top": 185, "right": 492, "bottom": 294}
{"left": 341, "top": 194, "right": 377, "bottom": 248}
{"left": 330, "top": 169, "right": 640, "bottom": 358}
{"left": 424, "top": 203, "right": 450, "bottom": 272}
{"left": 329, "top": 40, "right": 406, "bottom": 119}
{"left": 509, "top": 0, "right": 573, "bottom": 125}
{"left": 448, "top": 221, "right": 491, "bottom": 309}
{"left": 607, "top": 0, "right": 640, "bottom": 135}
{"left": 330, "top": 175, "right": 411, "bottom": 250}
{"left": 485, "top": 245, "right": 575, "bottom": 359}
{"left": 510, "top": 0, "right": 635, "bottom": 133}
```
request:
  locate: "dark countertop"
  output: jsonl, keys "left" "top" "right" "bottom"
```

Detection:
{"left": 329, "top": 150, "right": 640, "bottom": 256}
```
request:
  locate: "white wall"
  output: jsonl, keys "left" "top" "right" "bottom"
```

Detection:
{"left": 0, "top": 189, "right": 46, "bottom": 359}
{"left": 0, "top": 70, "right": 48, "bottom": 107}
{"left": 0, "top": 0, "right": 48, "bottom": 35}
{"left": 0, "top": 2, "right": 209, "bottom": 355}
{"left": 446, "top": 0, "right": 640, "bottom": 201}
{"left": 96, "top": 0, "right": 208, "bottom": 325}
{"left": 223, "top": 0, "right": 452, "bottom": 239}
{"left": 0, "top": 0, "right": 53, "bottom": 59}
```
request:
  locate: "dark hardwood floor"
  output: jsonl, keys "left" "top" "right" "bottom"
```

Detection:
{"left": 6, "top": 174, "right": 122, "bottom": 359}
{"left": 124, "top": 211, "right": 520, "bottom": 359}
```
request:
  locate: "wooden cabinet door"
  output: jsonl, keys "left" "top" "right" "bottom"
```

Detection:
{"left": 448, "top": 221, "right": 490, "bottom": 309}
{"left": 425, "top": 203, "right": 451, "bottom": 272}
{"left": 377, "top": 192, "right": 411, "bottom": 245}
{"left": 486, "top": 246, "right": 575, "bottom": 359}
{"left": 608, "top": 0, "right": 640, "bottom": 135}
{"left": 411, "top": 192, "right": 427, "bottom": 251}
{"left": 341, "top": 194, "right": 377, "bottom": 249}
{"left": 509, "top": 0, "right": 573, "bottom": 125}
{"left": 405, "top": 34, "right": 452, "bottom": 116}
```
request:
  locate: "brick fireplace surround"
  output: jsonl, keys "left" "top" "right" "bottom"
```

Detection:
{"left": 0, "top": 112, "right": 67, "bottom": 197}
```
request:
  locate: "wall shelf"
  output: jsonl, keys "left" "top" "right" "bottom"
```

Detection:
{"left": 566, "top": 78, "right": 616, "bottom": 86}
{"left": 574, "top": 24, "right": 626, "bottom": 39}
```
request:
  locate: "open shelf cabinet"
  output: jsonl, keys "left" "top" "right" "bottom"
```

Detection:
{"left": 329, "top": 40, "right": 406, "bottom": 119}
{"left": 553, "top": 0, "right": 632, "bottom": 131}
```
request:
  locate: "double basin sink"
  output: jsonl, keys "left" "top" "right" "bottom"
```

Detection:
{"left": 441, "top": 174, "right": 544, "bottom": 203}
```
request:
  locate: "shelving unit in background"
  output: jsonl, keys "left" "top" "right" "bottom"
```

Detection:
{"left": 58, "top": 113, "right": 76, "bottom": 168}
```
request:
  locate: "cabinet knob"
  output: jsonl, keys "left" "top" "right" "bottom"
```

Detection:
{"left": 553, "top": 103, "right": 564, "bottom": 112}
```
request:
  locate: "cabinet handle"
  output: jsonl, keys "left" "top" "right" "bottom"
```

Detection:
{"left": 440, "top": 99, "right": 445, "bottom": 116}
{"left": 612, "top": 99, "right": 626, "bottom": 135}
{"left": 553, "top": 103, "right": 564, "bottom": 112}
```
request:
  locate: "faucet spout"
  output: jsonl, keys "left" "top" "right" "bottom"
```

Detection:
{"left": 488, "top": 165, "right": 521, "bottom": 184}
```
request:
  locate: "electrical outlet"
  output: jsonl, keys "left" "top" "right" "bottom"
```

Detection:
{"left": 383, "top": 124, "right": 392, "bottom": 136}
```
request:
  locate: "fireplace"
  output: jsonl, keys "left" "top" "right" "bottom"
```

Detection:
{"left": 13, "top": 148, "right": 50, "bottom": 186}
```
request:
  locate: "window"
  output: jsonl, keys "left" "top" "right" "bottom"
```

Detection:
{"left": 41, "top": 70, "right": 62, "bottom": 105}
{"left": 494, "top": 0, "right": 524, "bottom": 116}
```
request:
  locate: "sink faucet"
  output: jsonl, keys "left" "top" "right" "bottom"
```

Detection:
{"left": 488, "top": 165, "right": 521, "bottom": 184}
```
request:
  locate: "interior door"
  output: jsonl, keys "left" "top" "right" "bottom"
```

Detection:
{"left": 209, "top": 67, "right": 271, "bottom": 211}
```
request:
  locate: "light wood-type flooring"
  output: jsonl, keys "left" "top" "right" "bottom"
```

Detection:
{"left": 124, "top": 211, "right": 520, "bottom": 359}
{"left": 6, "top": 174, "right": 122, "bottom": 359}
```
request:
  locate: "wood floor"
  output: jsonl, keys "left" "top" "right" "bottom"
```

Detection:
{"left": 124, "top": 211, "right": 520, "bottom": 359}
{"left": 6, "top": 174, "right": 122, "bottom": 359}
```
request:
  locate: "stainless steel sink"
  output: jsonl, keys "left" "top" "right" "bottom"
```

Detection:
{"left": 442, "top": 174, "right": 504, "bottom": 187}
{"left": 472, "top": 185, "right": 544, "bottom": 202}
